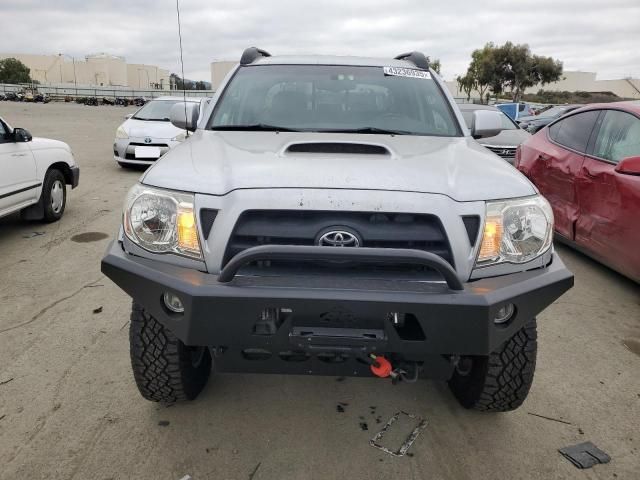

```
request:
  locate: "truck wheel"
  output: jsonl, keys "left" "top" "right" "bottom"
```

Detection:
{"left": 448, "top": 318, "right": 537, "bottom": 412}
{"left": 129, "top": 303, "right": 212, "bottom": 402}
{"left": 42, "top": 169, "right": 66, "bottom": 222}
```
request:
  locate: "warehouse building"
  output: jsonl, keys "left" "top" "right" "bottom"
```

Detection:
{"left": 0, "top": 52, "right": 170, "bottom": 89}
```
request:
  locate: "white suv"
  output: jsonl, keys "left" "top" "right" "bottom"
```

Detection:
{"left": 0, "top": 116, "right": 79, "bottom": 222}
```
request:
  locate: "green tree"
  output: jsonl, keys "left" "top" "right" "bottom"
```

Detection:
{"left": 170, "top": 73, "right": 193, "bottom": 90}
{"left": 460, "top": 42, "right": 563, "bottom": 103}
{"left": 0, "top": 58, "right": 32, "bottom": 84}
{"left": 485, "top": 42, "right": 562, "bottom": 102}
{"left": 469, "top": 44, "right": 497, "bottom": 103}
{"left": 428, "top": 58, "right": 441, "bottom": 75}
{"left": 456, "top": 73, "right": 475, "bottom": 101}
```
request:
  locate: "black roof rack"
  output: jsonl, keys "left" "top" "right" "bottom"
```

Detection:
{"left": 394, "top": 51, "right": 429, "bottom": 70}
{"left": 240, "top": 47, "right": 271, "bottom": 65}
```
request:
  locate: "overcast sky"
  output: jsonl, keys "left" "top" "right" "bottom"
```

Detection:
{"left": 2, "top": 0, "right": 639, "bottom": 82}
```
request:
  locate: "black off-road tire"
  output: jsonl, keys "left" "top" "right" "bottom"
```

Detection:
{"left": 42, "top": 169, "right": 66, "bottom": 222}
{"left": 448, "top": 318, "right": 537, "bottom": 412}
{"left": 129, "top": 303, "right": 212, "bottom": 402}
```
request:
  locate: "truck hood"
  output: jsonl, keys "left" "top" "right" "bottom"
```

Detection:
{"left": 142, "top": 131, "right": 536, "bottom": 202}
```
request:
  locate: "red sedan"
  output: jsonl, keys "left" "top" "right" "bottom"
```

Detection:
{"left": 516, "top": 101, "right": 640, "bottom": 282}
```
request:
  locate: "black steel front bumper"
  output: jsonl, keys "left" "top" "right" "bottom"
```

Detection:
{"left": 101, "top": 241, "right": 573, "bottom": 378}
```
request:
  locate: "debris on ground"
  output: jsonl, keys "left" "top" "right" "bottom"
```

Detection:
{"left": 22, "top": 231, "right": 45, "bottom": 239}
{"left": 0, "top": 377, "right": 14, "bottom": 386}
{"left": 370, "top": 411, "right": 427, "bottom": 457}
{"left": 158, "top": 420, "right": 170, "bottom": 427}
{"left": 558, "top": 441, "right": 611, "bottom": 469}
{"left": 248, "top": 462, "right": 261, "bottom": 480}
{"left": 177, "top": 476, "right": 192, "bottom": 480}
{"left": 0, "top": 414, "right": 6, "bottom": 421}
{"left": 92, "top": 306, "right": 103, "bottom": 314}
{"left": 527, "top": 412, "right": 572, "bottom": 425}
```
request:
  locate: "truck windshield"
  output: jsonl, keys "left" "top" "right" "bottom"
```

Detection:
{"left": 210, "top": 65, "right": 460, "bottom": 137}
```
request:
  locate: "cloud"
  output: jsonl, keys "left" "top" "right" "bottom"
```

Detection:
{"left": 1, "top": 0, "right": 638, "bottom": 81}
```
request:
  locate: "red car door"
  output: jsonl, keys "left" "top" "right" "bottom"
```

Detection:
{"left": 575, "top": 109, "right": 640, "bottom": 281}
{"left": 517, "top": 110, "right": 600, "bottom": 239}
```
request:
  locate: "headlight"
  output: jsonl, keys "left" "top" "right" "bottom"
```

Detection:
{"left": 116, "top": 126, "right": 129, "bottom": 139}
{"left": 123, "top": 184, "right": 202, "bottom": 260}
{"left": 171, "top": 132, "right": 187, "bottom": 142}
{"left": 476, "top": 195, "right": 553, "bottom": 267}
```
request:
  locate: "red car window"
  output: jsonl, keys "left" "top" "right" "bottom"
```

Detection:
{"left": 593, "top": 110, "right": 640, "bottom": 163}
{"left": 551, "top": 111, "right": 600, "bottom": 153}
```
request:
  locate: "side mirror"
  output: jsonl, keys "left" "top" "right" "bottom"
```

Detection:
{"left": 471, "top": 110, "right": 503, "bottom": 139}
{"left": 170, "top": 102, "right": 199, "bottom": 132}
{"left": 124, "top": 114, "right": 133, "bottom": 120}
{"left": 13, "top": 127, "right": 32, "bottom": 142}
{"left": 614, "top": 156, "right": 640, "bottom": 176}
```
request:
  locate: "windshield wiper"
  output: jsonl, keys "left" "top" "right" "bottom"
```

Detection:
{"left": 317, "top": 127, "right": 412, "bottom": 135}
{"left": 211, "top": 124, "right": 301, "bottom": 132}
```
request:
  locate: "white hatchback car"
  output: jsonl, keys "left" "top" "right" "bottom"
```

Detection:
{"left": 0, "top": 116, "right": 79, "bottom": 222}
{"left": 113, "top": 96, "right": 209, "bottom": 168}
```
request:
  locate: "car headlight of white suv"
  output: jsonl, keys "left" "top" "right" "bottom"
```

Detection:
{"left": 123, "top": 184, "right": 202, "bottom": 260}
{"left": 475, "top": 195, "right": 553, "bottom": 267}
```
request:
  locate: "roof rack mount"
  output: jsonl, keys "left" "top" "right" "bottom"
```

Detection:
{"left": 240, "top": 47, "right": 271, "bottom": 65}
{"left": 394, "top": 51, "right": 430, "bottom": 70}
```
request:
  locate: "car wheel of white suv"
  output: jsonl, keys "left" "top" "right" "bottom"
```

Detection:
{"left": 42, "top": 169, "right": 66, "bottom": 222}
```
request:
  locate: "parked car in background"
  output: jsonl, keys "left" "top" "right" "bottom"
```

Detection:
{"left": 0, "top": 116, "right": 79, "bottom": 222}
{"left": 458, "top": 104, "right": 530, "bottom": 164}
{"left": 517, "top": 101, "right": 640, "bottom": 282}
{"left": 113, "top": 96, "right": 209, "bottom": 168}
{"left": 517, "top": 105, "right": 581, "bottom": 133}
{"left": 495, "top": 102, "right": 538, "bottom": 121}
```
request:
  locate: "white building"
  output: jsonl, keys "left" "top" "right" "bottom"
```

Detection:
{"left": 210, "top": 61, "right": 237, "bottom": 90}
{"left": 0, "top": 52, "right": 170, "bottom": 89}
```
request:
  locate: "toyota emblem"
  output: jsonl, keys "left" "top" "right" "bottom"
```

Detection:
{"left": 144, "top": 137, "right": 152, "bottom": 144}
{"left": 317, "top": 230, "right": 360, "bottom": 247}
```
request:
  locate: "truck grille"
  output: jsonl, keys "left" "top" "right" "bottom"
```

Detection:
{"left": 482, "top": 145, "right": 517, "bottom": 160}
{"left": 223, "top": 210, "right": 453, "bottom": 276}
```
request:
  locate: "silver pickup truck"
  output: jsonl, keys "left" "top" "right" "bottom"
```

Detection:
{"left": 102, "top": 48, "right": 573, "bottom": 411}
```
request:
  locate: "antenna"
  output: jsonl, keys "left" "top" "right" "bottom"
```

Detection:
{"left": 175, "top": 0, "right": 189, "bottom": 137}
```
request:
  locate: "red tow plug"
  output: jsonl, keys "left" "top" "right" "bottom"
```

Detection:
{"left": 370, "top": 354, "right": 393, "bottom": 378}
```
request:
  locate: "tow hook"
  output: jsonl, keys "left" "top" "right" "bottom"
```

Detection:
{"left": 368, "top": 354, "right": 419, "bottom": 384}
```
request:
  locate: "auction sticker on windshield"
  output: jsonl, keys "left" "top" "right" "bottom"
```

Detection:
{"left": 383, "top": 67, "right": 431, "bottom": 79}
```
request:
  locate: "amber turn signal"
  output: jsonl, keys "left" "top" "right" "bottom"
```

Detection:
{"left": 177, "top": 207, "right": 200, "bottom": 254}
{"left": 478, "top": 218, "right": 502, "bottom": 263}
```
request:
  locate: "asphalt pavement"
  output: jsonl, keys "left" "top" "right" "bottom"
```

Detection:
{"left": 0, "top": 102, "right": 638, "bottom": 480}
